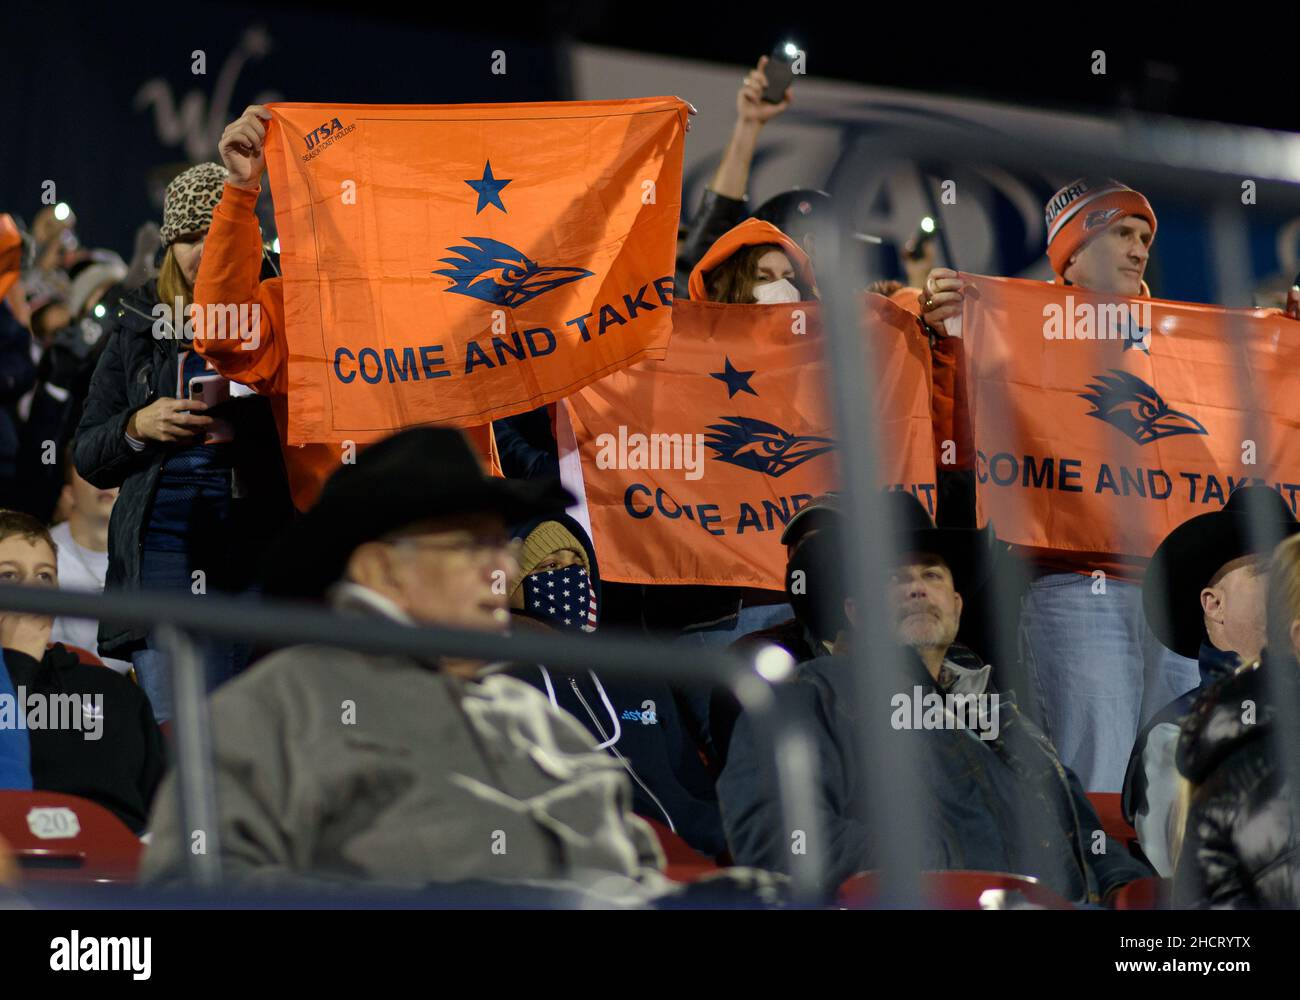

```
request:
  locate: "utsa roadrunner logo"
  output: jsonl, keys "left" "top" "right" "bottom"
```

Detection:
{"left": 1084, "top": 207, "right": 1123, "bottom": 231}
{"left": 704, "top": 416, "right": 836, "bottom": 478}
{"left": 1079, "top": 369, "right": 1208, "bottom": 445}
{"left": 434, "top": 237, "right": 593, "bottom": 308}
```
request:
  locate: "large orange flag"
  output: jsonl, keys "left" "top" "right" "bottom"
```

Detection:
{"left": 559, "top": 295, "right": 936, "bottom": 589}
{"left": 261, "top": 99, "right": 687, "bottom": 444}
{"left": 959, "top": 274, "right": 1300, "bottom": 557}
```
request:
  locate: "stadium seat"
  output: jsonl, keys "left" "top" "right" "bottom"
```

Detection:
{"left": 642, "top": 818, "right": 721, "bottom": 882}
{"left": 0, "top": 790, "right": 142, "bottom": 885}
{"left": 1111, "top": 876, "right": 1168, "bottom": 910}
{"left": 838, "top": 870, "right": 1074, "bottom": 909}
{"left": 1086, "top": 792, "right": 1138, "bottom": 846}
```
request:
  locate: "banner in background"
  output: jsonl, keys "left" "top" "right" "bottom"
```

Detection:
{"left": 560, "top": 295, "right": 936, "bottom": 589}
{"left": 960, "top": 273, "right": 1300, "bottom": 557}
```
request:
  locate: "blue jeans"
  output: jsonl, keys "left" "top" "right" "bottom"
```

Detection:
{"left": 1019, "top": 572, "right": 1200, "bottom": 793}
{"left": 672, "top": 601, "right": 795, "bottom": 649}
{"left": 131, "top": 549, "right": 249, "bottom": 723}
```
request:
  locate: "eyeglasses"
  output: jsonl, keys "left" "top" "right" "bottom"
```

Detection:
{"left": 388, "top": 535, "right": 523, "bottom": 562}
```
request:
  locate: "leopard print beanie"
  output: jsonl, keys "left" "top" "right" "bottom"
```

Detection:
{"left": 160, "top": 162, "right": 230, "bottom": 248}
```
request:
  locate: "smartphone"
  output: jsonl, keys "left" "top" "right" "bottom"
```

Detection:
{"left": 188, "top": 374, "right": 233, "bottom": 444}
{"left": 904, "top": 219, "right": 940, "bottom": 261}
{"left": 761, "top": 44, "right": 798, "bottom": 104}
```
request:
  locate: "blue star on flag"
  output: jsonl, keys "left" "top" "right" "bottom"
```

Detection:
{"left": 710, "top": 357, "right": 758, "bottom": 398}
{"left": 1121, "top": 315, "right": 1153, "bottom": 353}
{"left": 465, "top": 161, "right": 511, "bottom": 214}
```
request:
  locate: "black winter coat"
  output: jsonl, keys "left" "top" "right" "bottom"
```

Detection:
{"left": 72, "top": 282, "right": 292, "bottom": 660}
{"left": 719, "top": 646, "right": 1151, "bottom": 901}
{"left": 4, "top": 643, "right": 166, "bottom": 833}
{"left": 1174, "top": 653, "right": 1300, "bottom": 908}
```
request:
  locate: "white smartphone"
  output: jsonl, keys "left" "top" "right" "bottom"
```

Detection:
{"left": 188, "top": 374, "right": 233, "bottom": 444}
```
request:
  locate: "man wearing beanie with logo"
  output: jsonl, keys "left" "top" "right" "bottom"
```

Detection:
{"left": 1121, "top": 486, "right": 1299, "bottom": 876}
{"left": 141, "top": 427, "right": 678, "bottom": 897}
{"left": 918, "top": 179, "right": 1202, "bottom": 793}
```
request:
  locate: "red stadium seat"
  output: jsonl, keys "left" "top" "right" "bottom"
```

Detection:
{"left": 0, "top": 791, "right": 142, "bottom": 885}
{"left": 1086, "top": 792, "right": 1137, "bottom": 845}
{"left": 1111, "top": 876, "right": 1168, "bottom": 910}
{"left": 838, "top": 870, "right": 1074, "bottom": 909}
{"left": 642, "top": 818, "right": 721, "bottom": 882}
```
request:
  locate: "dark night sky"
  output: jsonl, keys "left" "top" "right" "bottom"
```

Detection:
{"left": 261, "top": 1, "right": 1300, "bottom": 133}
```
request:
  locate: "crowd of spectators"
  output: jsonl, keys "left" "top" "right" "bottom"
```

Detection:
{"left": 1, "top": 57, "right": 1298, "bottom": 908}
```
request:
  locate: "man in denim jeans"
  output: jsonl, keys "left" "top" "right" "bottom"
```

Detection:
{"left": 918, "top": 179, "right": 1200, "bottom": 791}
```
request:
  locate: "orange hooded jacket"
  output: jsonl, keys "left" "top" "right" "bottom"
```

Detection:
{"left": 686, "top": 218, "right": 815, "bottom": 302}
{"left": 192, "top": 183, "right": 496, "bottom": 511}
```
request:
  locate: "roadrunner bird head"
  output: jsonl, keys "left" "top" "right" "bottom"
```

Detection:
{"left": 1079, "top": 369, "right": 1208, "bottom": 445}
{"left": 434, "top": 237, "right": 593, "bottom": 308}
{"left": 704, "top": 416, "right": 836, "bottom": 478}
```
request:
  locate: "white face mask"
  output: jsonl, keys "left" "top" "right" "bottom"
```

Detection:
{"left": 752, "top": 278, "right": 801, "bottom": 304}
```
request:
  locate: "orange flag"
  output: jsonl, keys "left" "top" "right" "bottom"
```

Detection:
{"left": 559, "top": 295, "right": 936, "bottom": 589}
{"left": 959, "top": 274, "right": 1300, "bottom": 557}
{"left": 261, "top": 99, "right": 687, "bottom": 444}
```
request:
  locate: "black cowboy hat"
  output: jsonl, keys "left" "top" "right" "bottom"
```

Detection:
{"left": 781, "top": 490, "right": 991, "bottom": 597}
{"left": 264, "top": 427, "right": 573, "bottom": 601}
{"left": 1144, "top": 486, "right": 1300, "bottom": 659}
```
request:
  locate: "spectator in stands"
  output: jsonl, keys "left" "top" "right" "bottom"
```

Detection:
{"left": 48, "top": 452, "right": 131, "bottom": 673}
{"left": 710, "top": 496, "right": 847, "bottom": 767}
{"left": 0, "top": 287, "right": 38, "bottom": 511}
{"left": 19, "top": 273, "right": 125, "bottom": 523}
{"left": 625, "top": 217, "right": 817, "bottom": 650}
{"left": 1172, "top": 531, "right": 1300, "bottom": 908}
{"left": 689, "top": 217, "right": 816, "bottom": 305}
{"left": 28, "top": 205, "right": 80, "bottom": 285}
{"left": 144, "top": 427, "right": 674, "bottom": 894}
{"left": 0, "top": 215, "right": 23, "bottom": 320}
{"left": 65, "top": 252, "right": 127, "bottom": 324}
{"left": 505, "top": 513, "right": 727, "bottom": 859}
{"left": 1123, "top": 487, "right": 1295, "bottom": 877}
{"left": 733, "top": 493, "right": 845, "bottom": 668}
{"left": 0, "top": 510, "right": 165, "bottom": 833}
{"left": 718, "top": 491, "right": 1150, "bottom": 901}
{"left": 675, "top": 55, "right": 793, "bottom": 293}
{"left": 74, "top": 162, "right": 293, "bottom": 723}
{"left": 919, "top": 178, "right": 1200, "bottom": 792}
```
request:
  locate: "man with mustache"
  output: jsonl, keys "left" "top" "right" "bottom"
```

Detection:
{"left": 717, "top": 492, "right": 1151, "bottom": 902}
{"left": 917, "top": 180, "right": 1203, "bottom": 795}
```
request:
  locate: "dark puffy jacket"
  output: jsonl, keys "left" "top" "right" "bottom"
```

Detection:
{"left": 719, "top": 646, "right": 1151, "bottom": 901}
{"left": 73, "top": 281, "right": 292, "bottom": 660}
{"left": 1173, "top": 653, "right": 1300, "bottom": 908}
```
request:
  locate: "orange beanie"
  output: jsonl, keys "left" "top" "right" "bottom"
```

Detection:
{"left": 1045, "top": 178, "right": 1156, "bottom": 279}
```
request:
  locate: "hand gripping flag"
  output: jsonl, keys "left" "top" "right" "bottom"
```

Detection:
{"left": 261, "top": 99, "right": 687, "bottom": 444}
{"left": 959, "top": 274, "right": 1300, "bottom": 558}
{"left": 558, "top": 295, "right": 936, "bottom": 589}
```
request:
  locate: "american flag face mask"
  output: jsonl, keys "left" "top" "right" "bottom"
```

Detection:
{"left": 520, "top": 565, "right": 598, "bottom": 633}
